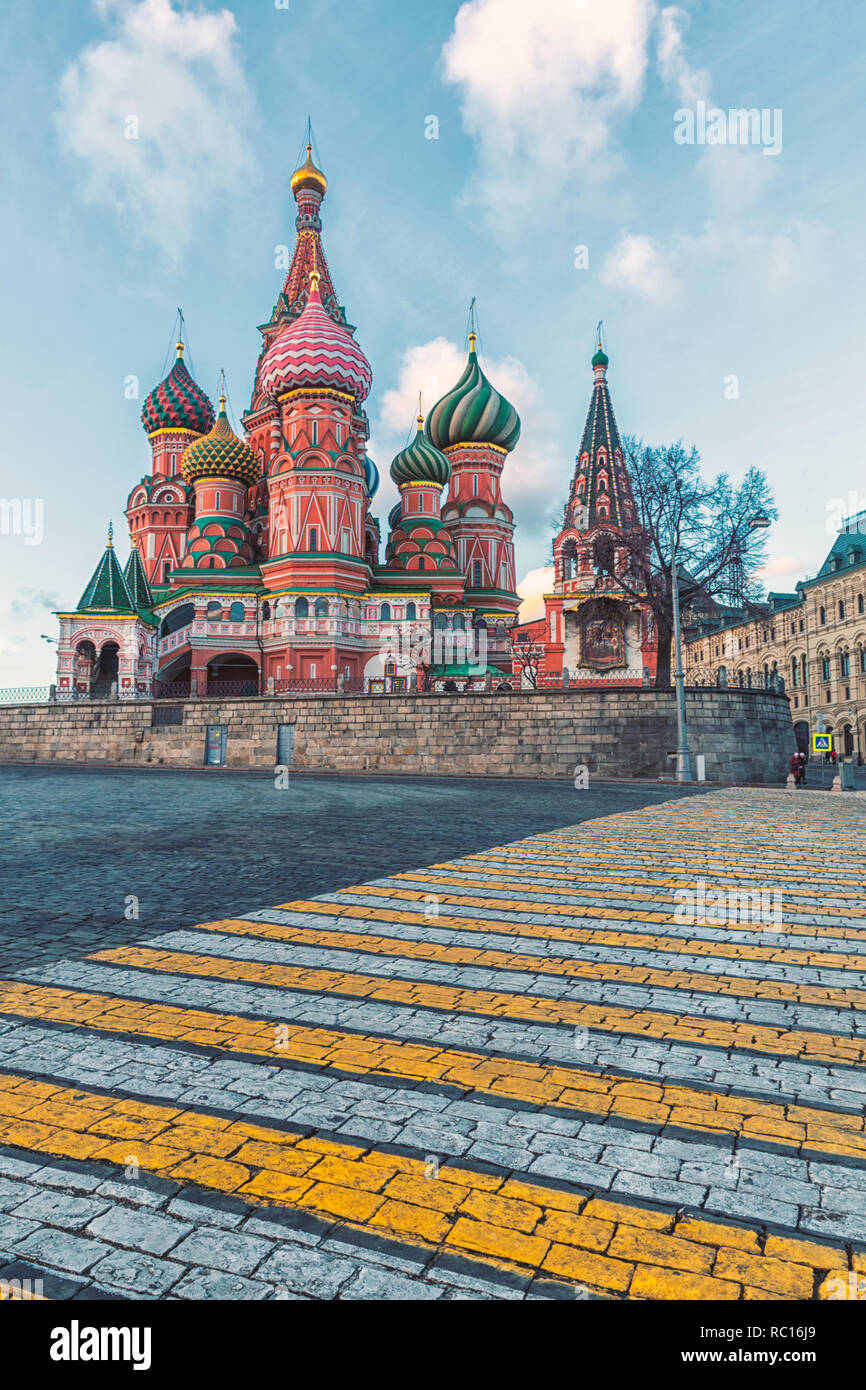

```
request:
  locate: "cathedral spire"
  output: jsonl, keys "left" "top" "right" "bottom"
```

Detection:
{"left": 570, "top": 339, "right": 637, "bottom": 531}
{"left": 272, "top": 124, "right": 344, "bottom": 329}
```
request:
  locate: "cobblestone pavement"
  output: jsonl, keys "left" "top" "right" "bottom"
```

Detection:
{"left": 1, "top": 783, "right": 865, "bottom": 1301}
{"left": 0, "top": 766, "right": 705, "bottom": 973}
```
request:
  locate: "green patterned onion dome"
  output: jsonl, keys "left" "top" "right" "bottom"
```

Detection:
{"left": 425, "top": 333, "right": 520, "bottom": 453}
{"left": 141, "top": 342, "right": 214, "bottom": 436}
{"left": 181, "top": 396, "right": 261, "bottom": 486}
{"left": 592, "top": 345, "right": 609, "bottom": 368}
{"left": 390, "top": 416, "right": 451, "bottom": 487}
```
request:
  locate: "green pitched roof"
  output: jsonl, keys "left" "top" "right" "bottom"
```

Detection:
{"left": 77, "top": 540, "right": 137, "bottom": 614}
{"left": 123, "top": 545, "right": 153, "bottom": 611}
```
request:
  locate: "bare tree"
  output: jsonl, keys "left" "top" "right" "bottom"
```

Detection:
{"left": 597, "top": 439, "right": 776, "bottom": 686}
{"left": 509, "top": 627, "right": 545, "bottom": 689}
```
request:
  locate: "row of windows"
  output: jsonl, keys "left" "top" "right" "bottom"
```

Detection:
{"left": 819, "top": 596, "right": 866, "bottom": 623}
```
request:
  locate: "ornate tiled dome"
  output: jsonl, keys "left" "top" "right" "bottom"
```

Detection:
{"left": 426, "top": 333, "right": 520, "bottom": 453}
{"left": 259, "top": 272, "right": 372, "bottom": 404}
{"left": 390, "top": 417, "right": 451, "bottom": 488}
{"left": 141, "top": 344, "right": 215, "bottom": 437}
{"left": 181, "top": 396, "right": 261, "bottom": 486}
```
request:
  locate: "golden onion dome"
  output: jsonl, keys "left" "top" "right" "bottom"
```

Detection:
{"left": 291, "top": 143, "right": 327, "bottom": 198}
{"left": 181, "top": 394, "right": 261, "bottom": 487}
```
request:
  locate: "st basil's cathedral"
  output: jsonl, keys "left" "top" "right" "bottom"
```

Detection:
{"left": 53, "top": 137, "right": 657, "bottom": 698}
{"left": 54, "top": 139, "right": 526, "bottom": 698}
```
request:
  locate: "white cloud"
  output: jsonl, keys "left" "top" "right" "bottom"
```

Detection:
{"left": 441, "top": 0, "right": 655, "bottom": 219}
{"left": 600, "top": 232, "right": 672, "bottom": 301}
{"left": 56, "top": 0, "right": 255, "bottom": 260}
{"left": 656, "top": 5, "right": 709, "bottom": 106}
{"left": 369, "top": 336, "right": 561, "bottom": 541}
{"left": 517, "top": 564, "right": 554, "bottom": 622}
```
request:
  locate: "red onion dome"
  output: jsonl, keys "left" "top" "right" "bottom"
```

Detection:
{"left": 259, "top": 271, "right": 372, "bottom": 404}
{"left": 141, "top": 342, "right": 215, "bottom": 437}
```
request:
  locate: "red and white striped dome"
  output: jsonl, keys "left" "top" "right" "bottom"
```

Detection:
{"left": 259, "top": 272, "right": 372, "bottom": 404}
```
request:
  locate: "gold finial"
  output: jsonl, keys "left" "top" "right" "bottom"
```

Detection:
{"left": 417, "top": 391, "right": 424, "bottom": 431}
{"left": 309, "top": 268, "right": 321, "bottom": 293}
{"left": 131, "top": 534, "right": 139, "bottom": 550}
{"left": 218, "top": 368, "right": 227, "bottom": 414}
{"left": 468, "top": 331, "right": 477, "bottom": 355}
{"left": 176, "top": 340, "right": 185, "bottom": 359}
{"left": 107, "top": 520, "right": 114, "bottom": 549}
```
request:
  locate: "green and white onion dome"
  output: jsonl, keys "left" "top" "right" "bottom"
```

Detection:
{"left": 389, "top": 415, "right": 451, "bottom": 488}
{"left": 425, "top": 333, "right": 520, "bottom": 453}
{"left": 364, "top": 455, "right": 380, "bottom": 498}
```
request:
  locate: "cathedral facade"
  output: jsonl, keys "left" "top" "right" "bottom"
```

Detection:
{"left": 54, "top": 142, "right": 522, "bottom": 699}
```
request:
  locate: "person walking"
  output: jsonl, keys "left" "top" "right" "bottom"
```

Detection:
{"left": 790, "top": 752, "right": 802, "bottom": 786}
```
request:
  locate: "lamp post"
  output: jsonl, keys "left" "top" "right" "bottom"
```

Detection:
{"left": 669, "top": 517, "right": 693, "bottom": 783}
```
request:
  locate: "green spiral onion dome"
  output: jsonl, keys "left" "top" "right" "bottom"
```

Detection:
{"left": 141, "top": 342, "right": 215, "bottom": 436}
{"left": 181, "top": 395, "right": 261, "bottom": 487}
{"left": 425, "top": 333, "right": 521, "bottom": 453}
{"left": 390, "top": 416, "right": 451, "bottom": 488}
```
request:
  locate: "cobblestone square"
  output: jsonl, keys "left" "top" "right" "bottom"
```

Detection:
{"left": 1, "top": 768, "right": 865, "bottom": 1301}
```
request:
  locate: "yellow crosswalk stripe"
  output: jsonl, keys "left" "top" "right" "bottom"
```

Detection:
{"left": 0, "top": 1071, "right": 854, "bottom": 1301}
{"left": 88, "top": 945, "right": 866, "bottom": 1067}
{"left": 274, "top": 899, "right": 866, "bottom": 971}
{"left": 194, "top": 916, "right": 866, "bottom": 1012}
{"left": 1, "top": 979, "right": 864, "bottom": 1159}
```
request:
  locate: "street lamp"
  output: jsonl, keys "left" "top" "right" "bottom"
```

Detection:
{"left": 668, "top": 488, "right": 693, "bottom": 783}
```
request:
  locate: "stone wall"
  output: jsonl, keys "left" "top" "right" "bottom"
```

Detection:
{"left": 0, "top": 688, "right": 795, "bottom": 783}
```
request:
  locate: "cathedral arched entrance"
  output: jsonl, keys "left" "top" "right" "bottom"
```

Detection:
{"left": 91, "top": 642, "right": 120, "bottom": 697}
{"left": 206, "top": 653, "right": 260, "bottom": 696}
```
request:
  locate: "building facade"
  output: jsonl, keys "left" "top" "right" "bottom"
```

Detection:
{"left": 54, "top": 142, "right": 522, "bottom": 698}
{"left": 684, "top": 511, "right": 866, "bottom": 759}
{"left": 510, "top": 344, "right": 658, "bottom": 686}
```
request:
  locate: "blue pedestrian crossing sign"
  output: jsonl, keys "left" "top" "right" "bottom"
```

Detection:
{"left": 812, "top": 732, "right": 833, "bottom": 753}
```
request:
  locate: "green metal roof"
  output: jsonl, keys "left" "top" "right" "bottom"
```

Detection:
{"left": 77, "top": 540, "right": 137, "bottom": 615}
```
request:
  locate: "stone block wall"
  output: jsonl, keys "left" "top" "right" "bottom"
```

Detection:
{"left": 0, "top": 688, "right": 795, "bottom": 783}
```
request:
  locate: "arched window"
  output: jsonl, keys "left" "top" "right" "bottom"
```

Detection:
{"left": 819, "top": 606, "right": 826, "bottom": 625}
{"left": 839, "top": 600, "right": 846, "bottom": 620}
{"left": 433, "top": 614, "right": 448, "bottom": 630}
{"left": 214, "top": 491, "right": 221, "bottom": 510}
{"left": 453, "top": 614, "right": 465, "bottom": 631}
{"left": 841, "top": 651, "right": 851, "bottom": 677}
{"left": 262, "top": 601, "right": 271, "bottom": 620}
{"left": 406, "top": 602, "right": 416, "bottom": 620}
{"left": 315, "top": 598, "right": 329, "bottom": 618}
{"left": 380, "top": 602, "right": 391, "bottom": 621}
{"left": 295, "top": 597, "right": 309, "bottom": 618}
{"left": 821, "top": 655, "right": 831, "bottom": 681}
{"left": 418, "top": 557, "right": 426, "bottom": 570}
{"left": 472, "top": 560, "right": 482, "bottom": 586}
{"left": 859, "top": 594, "right": 865, "bottom": 614}
{"left": 472, "top": 474, "right": 478, "bottom": 496}
{"left": 229, "top": 602, "right": 244, "bottom": 622}
{"left": 206, "top": 601, "right": 222, "bottom": 618}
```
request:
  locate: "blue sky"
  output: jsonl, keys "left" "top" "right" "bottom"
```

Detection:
{"left": 1, "top": 0, "right": 864, "bottom": 683}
